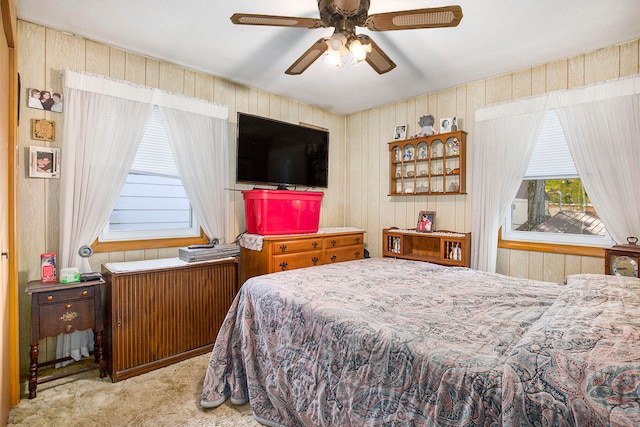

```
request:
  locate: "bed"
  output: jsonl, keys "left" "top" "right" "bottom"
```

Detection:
{"left": 201, "top": 257, "right": 640, "bottom": 426}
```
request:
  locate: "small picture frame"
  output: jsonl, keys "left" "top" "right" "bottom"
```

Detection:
{"left": 29, "top": 146, "right": 60, "bottom": 178}
{"left": 417, "top": 211, "right": 435, "bottom": 233}
{"left": 31, "top": 118, "right": 56, "bottom": 142}
{"left": 27, "top": 88, "right": 64, "bottom": 112}
{"left": 440, "top": 118, "right": 453, "bottom": 133}
{"left": 394, "top": 124, "right": 407, "bottom": 140}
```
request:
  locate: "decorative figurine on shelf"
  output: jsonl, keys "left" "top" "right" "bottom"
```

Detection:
{"left": 411, "top": 114, "right": 438, "bottom": 138}
{"left": 418, "top": 145, "right": 428, "bottom": 159}
{"left": 446, "top": 137, "right": 460, "bottom": 155}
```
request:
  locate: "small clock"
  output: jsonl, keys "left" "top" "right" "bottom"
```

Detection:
{"left": 605, "top": 236, "right": 640, "bottom": 277}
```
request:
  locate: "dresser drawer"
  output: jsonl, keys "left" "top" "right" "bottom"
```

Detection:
{"left": 39, "top": 298, "right": 95, "bottom": 337}
{"left": 271, "top": 238, "right": 323, "bottom": 254}
{"left": 326, "top": 245, "right": 364, "bottom": 264}
{"left": 324, "top": 233, "right": 364, "bottom": 249}
{"left": 272, "top": 251, "right": 324, "bottom": 272}
{"left": 37, "top": 286, "right": 94, "bottom": 305}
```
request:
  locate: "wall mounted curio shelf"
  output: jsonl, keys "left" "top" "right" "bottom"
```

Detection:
{"left": 388, "top": 131, "right": 467, "bottom": 196}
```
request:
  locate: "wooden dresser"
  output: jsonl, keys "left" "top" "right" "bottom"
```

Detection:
{"left": 240, "top": 228, "right": 365, "bottom": 283}
{"left": 101, "top": 257, "right": 238, "bottom": 382}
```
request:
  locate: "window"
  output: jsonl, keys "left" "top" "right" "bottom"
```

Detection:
{"left": 99, "top": 106, "right": 200, "bottom": 242}
{"left": 502, "top": 110, "right": 613, "bottom": 247}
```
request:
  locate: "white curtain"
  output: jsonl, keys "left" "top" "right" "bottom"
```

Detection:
{"left": 160, "top": 107, "right": 229, "bottom": 241}
{"left": 472, "top": 74, "right": 640, "bottom": 272}
{"left": 60, "top": 79, "right": 153, "bottom": 272}
{"left": 59, "top": 69, "right": 229, "bottom": 271}
{"left": 471, "top": 112, "right": 546, "bottom": 272}
{"left": 556, "top": 93, "right": 640, "bottom": 244}
{"left": 55, "top": 329, "right": 94, "bottom": 368}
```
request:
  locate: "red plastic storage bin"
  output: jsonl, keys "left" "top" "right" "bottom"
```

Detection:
{"left": 242, "top": 189, "right": 324, "bottom": 235}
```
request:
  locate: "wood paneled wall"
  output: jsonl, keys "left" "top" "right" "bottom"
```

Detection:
{"left": 345, "top": 40, "right": 640, "bottom": 281}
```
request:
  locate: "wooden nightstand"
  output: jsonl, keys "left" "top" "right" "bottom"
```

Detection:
{"left": 25, "top": 279, "right": 107, "bottom": 398}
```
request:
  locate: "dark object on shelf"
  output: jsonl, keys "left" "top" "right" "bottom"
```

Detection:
{"left": 80, "top": 272, "right": 103, "bottom": 282}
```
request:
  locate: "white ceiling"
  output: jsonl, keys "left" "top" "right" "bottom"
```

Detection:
{"left": 15, "top": 0, "right": 640, "bottom": 115}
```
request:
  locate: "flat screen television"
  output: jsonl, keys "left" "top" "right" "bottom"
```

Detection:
{"left": 236, "top": 113, "right": 329, "bottom": 189}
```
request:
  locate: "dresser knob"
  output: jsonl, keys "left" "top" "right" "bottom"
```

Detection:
{"left": 330, "top": 255, "right": 337, "bottom": 263}
{"left": 355, "top": 251, "right": 361, "bottom": 258}
{"left": 46, "top": 295, "right": 53, "bottom": 301}
{"left": 312, "top": 241, "right": 318, "bottom": 249}
{"left": 82, "top": 290, "right": 88, "bottom": 296}
{"left": 279, "top": 244, "right": 287, "bottom": 252}
{"left": 311, "top": 257, "right": 319, "bottom": 265}
{"left": 330, "top": 240, "right": 337, "bottom": 247}
{"left": 64, "top": 325, "right": 74, "bottom": 333}
{"left": 279, "top": 261, "right": 288, "bottom": 271}
{"left": 65, "top": 304, "right": 72, "bottom": 309}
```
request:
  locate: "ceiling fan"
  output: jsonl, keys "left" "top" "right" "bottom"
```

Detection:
{"left": 231, "top": 0, "right": 463, "bottom": 75}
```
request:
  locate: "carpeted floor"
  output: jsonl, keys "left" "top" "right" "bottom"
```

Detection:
{"left": 8, "top": 354, "right": 262, "bottom": 426}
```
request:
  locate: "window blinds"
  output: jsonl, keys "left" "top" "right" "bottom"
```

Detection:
{"left": 524, "top": 109, "right": 578, "bottom": 180}
{"left": 130, "top": 105, "right": 179, "bottom": 177}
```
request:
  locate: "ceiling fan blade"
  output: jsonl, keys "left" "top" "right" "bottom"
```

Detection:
{"left": 231, "top": 13, "right": 328, "bottom": 29}
{"left": 365, "top": 6, "right": 463, "bottom": 31}
{"left": 360, "top": 35, "right": 396, "bottom": 74}
{"left": 285, "top": 38, "right": 329, "bottom": 75}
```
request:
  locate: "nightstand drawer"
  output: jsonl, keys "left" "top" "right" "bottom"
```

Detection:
{"left": 37, "top": 286, "right": 94, "bottom": 305}
{"left": 39, "top": 298, "right": 95, "bottom": 337}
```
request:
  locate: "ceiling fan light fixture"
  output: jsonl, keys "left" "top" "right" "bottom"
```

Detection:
{"left": 325, "top": 49, "right": 344, "bottom": 67}
{"left": 348, "top": 38, "right": 367, "bottom": 62}
{"left": 232, "top": 2, "right": 463, "bottom": 75}
{"left": 327, "top": 32, "right": 347, "bottom": 52}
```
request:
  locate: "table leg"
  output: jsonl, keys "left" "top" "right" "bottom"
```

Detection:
{"left": 28, "top": 343, "right": 39, "bottom": 399}
{"left": 94, "top": 329, "right": 107, "bottom": 378}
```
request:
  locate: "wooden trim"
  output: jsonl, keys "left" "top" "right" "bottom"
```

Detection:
{"left": 92, "top": 229, "right": 209, "bottom": 253}
{"left": 498, "top": 228, "right": 605, "bottom": 258}
{"left": 1, "top": 0, "right": 16, "bottom": 48}
{"left": 5, "top": 0, "right": 20, "bottom": 407}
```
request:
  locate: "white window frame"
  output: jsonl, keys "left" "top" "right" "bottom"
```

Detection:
{"left": 99, "top": 106, "right": 200, "bottom": 242}
{"left": 501, "top": 110, "right": 613, "bottom": 248}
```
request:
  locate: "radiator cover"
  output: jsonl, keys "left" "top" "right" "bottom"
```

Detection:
{"left": 102, "top": 258, "right": 239, "bottom": 382}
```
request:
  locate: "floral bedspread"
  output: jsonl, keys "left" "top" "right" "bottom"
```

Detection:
{"left": 201, "top": 258, "right": 640, "bottom": 426}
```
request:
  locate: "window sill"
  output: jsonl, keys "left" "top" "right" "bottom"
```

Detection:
{"left": 498, "top": 229, "right": 605, "bottom": 258}
{"left": 92, "top": 229, "right": 209, "bottom": 253}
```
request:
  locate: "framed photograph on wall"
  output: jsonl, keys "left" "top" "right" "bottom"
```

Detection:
{"left": 417, "top": 211, "right": 435, "bottom": 233}
{"left": 394, "top": 124, "right": 407, "bottom": 140}
{"left": 29, "top": 146, "right": 60, "bottom": 178}
{"left": 27, "top": 88, "right": 64, "bottom": 112}
{"left": 440, "top": 118, "right": 453, "bottom": 133}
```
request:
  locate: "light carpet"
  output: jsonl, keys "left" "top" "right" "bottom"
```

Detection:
{"left": 8, "top": 354, "right": 261, "bottom": 426}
